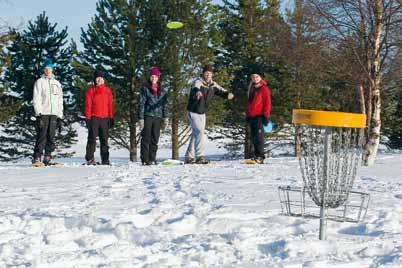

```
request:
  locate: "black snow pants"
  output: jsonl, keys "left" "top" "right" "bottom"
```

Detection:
{"left": 85, "top": 117, "right": 110, "bottom": 162}
{"left": 140, "top": 116, "right": 162, "bottom": 163}
{"left": 248, "top": 116, "right": 265, "bottom": 159}
{"left": 33, "top": 115, "right": 58, "bottom": 158}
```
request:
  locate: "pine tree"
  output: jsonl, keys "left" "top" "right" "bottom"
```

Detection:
{"left": 149, "top": 0, "right": 220, "bottom": 159}
{"left": 216, "top": 0, "right": 293, "bottom": 158}
{"left": 0, "top": 32, "right": 21, "bottom": 123}
{"left": 382, "top": 56, "right": 402, "bottom": 149}
{"left": 77, "top": 0, "right": 151, "bottom": 162}
{"left": 0, "top": 13, "right": 77, "bottom": 161}
{"left": 76, "top": 0, "right": 219, "bottom": 160}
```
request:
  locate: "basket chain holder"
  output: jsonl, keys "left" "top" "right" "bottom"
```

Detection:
{"left": 283, "top": 109, "right": 369, "bottom": 240}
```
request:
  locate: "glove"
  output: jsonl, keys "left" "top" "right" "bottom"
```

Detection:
{"left": 109, "top": 118, "right": 114, "bottom": 128}
{"left": 263, "top": 117, "right": 270, "bottom": 126}
{"left": 138, "top": 119, "right": 144, "bottom": 131}
{"left": 195, "top": 91, "right": 203, "bottom": 100}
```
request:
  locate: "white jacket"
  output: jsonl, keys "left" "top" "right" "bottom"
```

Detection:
{"left": 33, "top": 75, "right": 63, "bottom": 119}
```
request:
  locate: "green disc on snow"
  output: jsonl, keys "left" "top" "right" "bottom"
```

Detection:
{"left": 166, "top": 21, "right": 184, "bottom": 29}
{"left": 160, "top": 159, "right": 184, "bottom": 166}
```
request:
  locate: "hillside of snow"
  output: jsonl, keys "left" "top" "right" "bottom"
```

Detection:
{"left": 0, "top": 143, "right": 401, "bottom": 267}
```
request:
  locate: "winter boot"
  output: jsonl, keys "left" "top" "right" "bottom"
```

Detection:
{"left": 101, "top": 160, "right": 111, "bottom": 165}
{"left": 86, "top": 159, "right": 96, "bottom": 165}
{"left": 195, "top": 157, "right": 209, "bottom": 164}
{"left": 254, "top": 157, "right": 264, "bottom": 164}
{"left": 185, "top": 158, "right": 195, "bottom": 164}
{"left": 32, "top": 155, "right": 44, "bottom": 167}
{"left": 43, "top": 155, "right": 56, "bottom": 166}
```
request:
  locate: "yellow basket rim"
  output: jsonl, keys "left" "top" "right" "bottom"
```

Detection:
{"left": 292, "top": 109, "right": 366, "bottom": 128}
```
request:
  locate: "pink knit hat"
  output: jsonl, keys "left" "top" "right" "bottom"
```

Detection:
{"left": 150, "top": 66, "right": 161, "bottom": 77}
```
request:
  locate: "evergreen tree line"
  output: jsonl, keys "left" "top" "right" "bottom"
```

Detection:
{"left": 0, "top": 0, "right": 400, "bottom": 165}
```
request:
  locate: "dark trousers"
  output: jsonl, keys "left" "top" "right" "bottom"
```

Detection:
{"left": 33, "top": 115, "right": 58, "bottom": 158}
{"left": 141, "top": 116, "right": 162, "bottom": 163}
{"left": 249, "top": 116, "right": 265, "bottom": 159}
{"left": 85, "top": 117, "right": 110, "bottom": 162}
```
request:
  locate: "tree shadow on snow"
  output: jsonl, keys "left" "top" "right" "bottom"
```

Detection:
{"left": 338, "top": 223, "right": 384, "bottom": 237}
{"left": 258, "top": 239, "right": 288, "bottom": 259}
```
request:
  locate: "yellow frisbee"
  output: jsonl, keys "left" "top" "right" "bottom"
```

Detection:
{"left": 166, "top": 21, "right": 184, "bottom": 29}
{"left": 292, "top": 109, "right": 366, "bottom": 128}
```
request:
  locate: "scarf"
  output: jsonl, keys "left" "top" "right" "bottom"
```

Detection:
{"left": 147, "top": 82, "right": 159, "bottom": 96}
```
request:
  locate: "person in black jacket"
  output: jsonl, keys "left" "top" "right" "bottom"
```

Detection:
{"left": 185, "top": 64, "right": 234, "bottom": 164}
{"left": 138, "top": 66, "right": 168, "bottom": 165}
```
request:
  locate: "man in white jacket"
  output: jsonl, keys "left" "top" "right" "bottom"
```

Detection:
{"left": 32, "top": 59, "right": 63, "bottom": 166}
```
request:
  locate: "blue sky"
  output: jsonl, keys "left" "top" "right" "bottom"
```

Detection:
{"left": 0, "top": 0, "right": 99, "bottom": 44}
{"left": 0, "top": 0, "right": 290, "bottom": 48}
{"left": 0, "top": 0, "right": 226, "bottom": 45}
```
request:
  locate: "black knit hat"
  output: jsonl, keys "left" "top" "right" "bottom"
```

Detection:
{"left": 202, "top": 64, "right": 213, "bottom": 73}
{"left": 250, "top": 66, "right": 264, "bottom": 77}
{"left": 93, "top": 70, "right": 105, "bottom": 79}
{"left": 93, "top": 70, "right": 105, "bottom": 84}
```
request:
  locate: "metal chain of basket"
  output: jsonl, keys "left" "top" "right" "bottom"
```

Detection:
{"left": 299, "top": 126, "right": 364, "bottom": 209}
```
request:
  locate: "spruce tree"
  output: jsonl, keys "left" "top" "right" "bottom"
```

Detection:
{"left": 77, "top": 0, "right": 151, "bottom": 161}
{"left": 0, "top": 32, "right": 21, "bottom": 123}
{"left": 216, "top": 0, "right": 293, "bottom": 158}
{"left": 0, "top": 13, "right": 77, "bottom": 161}
{"left": 77, "top": 0, "right": 219, "bottom": 160}
{"left": 149, "top": 0, "right": 220, "bottom": 159}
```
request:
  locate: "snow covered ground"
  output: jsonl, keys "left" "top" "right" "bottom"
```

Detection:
{"left": 0, "top": 141, "right": 401, "bottom": 267}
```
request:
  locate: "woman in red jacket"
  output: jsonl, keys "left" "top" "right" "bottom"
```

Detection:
{"left": 84, "top": 70, "right": 114, "bottom": 165}
{"left": 245, "top": 69, "right": 271, "bottom": 164}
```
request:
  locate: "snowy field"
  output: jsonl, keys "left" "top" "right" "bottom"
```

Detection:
{"left": 0, "top": 139, "right": 401, "bottom": 267}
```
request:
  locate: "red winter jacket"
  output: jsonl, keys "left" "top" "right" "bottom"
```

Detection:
{"left": 246, "top": 80, "right": 271, "bottom": 119}
{"left": 85, "top": 84, "right": 114, "bottom": 120}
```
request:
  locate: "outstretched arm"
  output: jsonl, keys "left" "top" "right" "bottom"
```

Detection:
{"left": 212, "top": 82, "right": 234, "bottom": 100}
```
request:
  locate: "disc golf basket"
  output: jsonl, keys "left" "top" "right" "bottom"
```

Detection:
{"left": 278, "top": 109, "right": 370, "bottom": 240}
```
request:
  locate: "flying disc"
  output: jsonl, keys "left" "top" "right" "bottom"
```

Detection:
{"left": 166, "top": 21, "right": 184, "bottom": 29}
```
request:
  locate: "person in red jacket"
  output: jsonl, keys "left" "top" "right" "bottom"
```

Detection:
{"left": 85, "top": 70, "right": 114, "bottom": 165}
{"left": 245, "top": 68, "right": 271, "bottom": 164}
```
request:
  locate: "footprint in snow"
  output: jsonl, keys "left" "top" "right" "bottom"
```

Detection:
{"left": 394, "top": 194, "right": 402, "bottom": 200}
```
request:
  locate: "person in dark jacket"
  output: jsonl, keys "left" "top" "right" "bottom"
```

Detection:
{"left": 138, "top": 66, "right": 168, "bottom": 165}
{"left": 85, "top": 70, "right": 114, "bottom": 165}
{"left": 185, "top": 64, "right": 234, "bottom": 164}
{"left": 245, "top": 69, "right": 271, "bottom": 164}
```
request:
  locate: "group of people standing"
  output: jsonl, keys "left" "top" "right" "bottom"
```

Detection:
{"left": 32, "top": 61, "right": 271, "bottom": 167}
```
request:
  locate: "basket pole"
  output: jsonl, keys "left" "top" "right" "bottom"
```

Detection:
{"left": 319, "top": 127, "right": 332, "bottom": 240}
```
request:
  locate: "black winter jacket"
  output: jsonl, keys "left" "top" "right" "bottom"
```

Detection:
{"left": 186, "top": 78, "right": 228, "bottom": 114}
{"left": 138, "top": 84, "right": 168, "bottom": 119}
